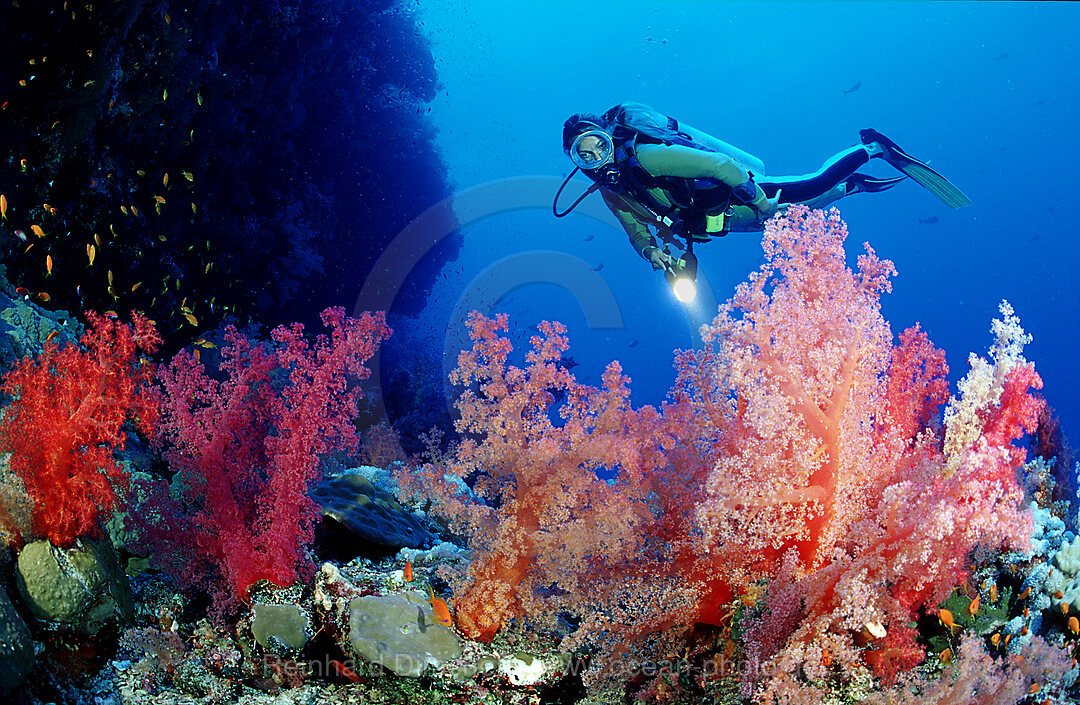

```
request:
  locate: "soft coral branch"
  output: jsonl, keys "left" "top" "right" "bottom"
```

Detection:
{"left": 149, "top": 307, "right": 389, "bottom": 607}
{"left": 0, "top": 312, "right": 160, "bottom": 547}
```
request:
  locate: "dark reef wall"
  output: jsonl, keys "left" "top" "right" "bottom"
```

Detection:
{"left": 0, "top": 0, "right": 458, "bottom": 348}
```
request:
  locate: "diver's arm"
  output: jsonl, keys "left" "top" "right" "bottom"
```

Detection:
{"left": 600, "top": 189, "right": 657, "bottom": 261}
{"left": 636, "top": 143, "right": 774, "bottom": 213}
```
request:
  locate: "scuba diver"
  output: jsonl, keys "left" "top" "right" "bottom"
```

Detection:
{"left": 553, "top": 102, "right": 971, "bottom": 302}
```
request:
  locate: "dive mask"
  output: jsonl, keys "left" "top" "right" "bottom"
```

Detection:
{"left": 569, "top": 130, "right": 615, "bottom": 171}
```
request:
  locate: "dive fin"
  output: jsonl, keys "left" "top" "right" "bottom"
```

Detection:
{"left": 860, "top": 129, "right": 972, "bottom": 208}
{"left": 845, "top": 172, "right": 906, "bottom": 195}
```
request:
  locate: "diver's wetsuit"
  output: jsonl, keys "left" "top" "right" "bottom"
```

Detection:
{"left": 600, "top": 139, "right": 874, "bottom": 264}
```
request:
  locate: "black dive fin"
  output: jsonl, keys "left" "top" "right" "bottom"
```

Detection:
{"left": 845, "top": 172, "right": 907, "bottom": 195}
{"left": 860, "top": 129, "right": 972, "bottom": 208}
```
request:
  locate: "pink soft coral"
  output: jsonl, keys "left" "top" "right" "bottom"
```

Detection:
{"left": 150, "top": 307, "right": 389, "bottom": 606}
{"left": 0, "top": 312, "right": 160, "bottom": 547}
{"left": 414, "top": 206, "right": 1043, "bottom": 700}
{"left": 686, "top": 206, "right": 1039, "bottom": 700}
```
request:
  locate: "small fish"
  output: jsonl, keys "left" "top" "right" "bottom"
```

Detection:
{"left": 20, "top": 158, "right": 28, "bottom": 172}
{"left": 14, "top": 229, "right": 27, "bottom": 242}
{"left": 31, "top": 224, "right": 46, "bottom": 238}
{"left": 83, "top": 79, "right": 94, "bottom": 87}
{"left": 590, "top": 263, "right": 604, "bottom": 272}
{"left": 192, "top": 338, "right": 216, "bottom": 348}
{"left": 46, "top": 254, "right": 53, "bottom": 275}
{"left": 1070, "top": 616, "right": 1079, "bottom": 635}
{"left": 938, "top": 648, "right": 952, "bottom": 664}
{"left": 428, "top": 585, "right": 452, "bottom": 628}
{"left": 193, "top": 348, "right": 201, "bottom": 362}
{"left": 183, "top": 311, "right": 199, "bottom": 326}
{"left": 988, "top": 583, "right": 997, "bottom": 603}
{"left": 162, "top": 173, "right": 169, "bottom": 187}
{"left": 191, "top": 202, "right": 197, "bottom": 214}
{"left": 137, "top": 169, "right": 146, "bottom": 177}
{"left": 582, "top": 234, "right": 594, "bottom": 242}
{"left": 629, "top": 339, "right": 639, "bottom": 348}
{"left": 0, "top": 194, "right": 7, "bottom": 219}
{"left": 120, "top": 205, "right": 129, "bottom": 215}
{"left": 36, "top": 292, "right": 50, "bottom": 302}
{"left": 94, "top": 232, "right": 102, "bottom": 247}
{"left": 403, "top": 560, "right": 413, "bottom": 582}
{"left": 1019, "top": 586, "right": 1032, "bottom": 600}
{"left": 154, "top": 195, "right": 166, "bottom": 204}
{"left": 990, "top": 632, "right": 1001, "bottom": 647}
{"left": 967, "top": 595, "right": 979, "bottom": 617}
{"left": 918, "top": 215, "right": 939, "bottom": 225}
{"left": 131, "top": 282, "right": 142, "bottom": 292}
{"left": 46, "top": 330, "right": 59, "bottom": 344}
{"left": 162, "top": 88, "right": 168, "bottom": 102}
{"left": 107, "top": 270, "right": 113, "bottom": 285}
{"left": 938, "top": 608, "right": 956, "bottom": 634}
{"left": 131, "top": 205, "right": 140, "bottom": 217}
{"left": 843, "top": 80, "right": 862, "bottom": 95}
{"left": 15, "top": 287, "right": 29, "bottom": 298}
{"left": 196, "top": 93, "right": 203, "bottom": 106}
{"left": 182, "top": 171, "right": 194, "bottom": 181}
{"left": 329, "top": 659, "right": 362, "bottom": 683}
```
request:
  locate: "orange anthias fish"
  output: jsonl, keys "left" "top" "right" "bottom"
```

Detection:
{"left": 428, "top": 585, "right": 452, "bottom": 628}
{"left": 403, "top": 559, "right": 413, "bottom": 582}
{"left": 968, "top": 595, "right": 979, "bottom": 617}
{"left": 1070, "top": 616, "right": 1079, "bottom": 636}
{"left": 0, "top": 193, "right": 7, "bottom": 219}
{"left": 45, "top": 254, "right": 53, "bottom": 276}
{"left": 938, "top": 608, "right": 956, "bottom": 634}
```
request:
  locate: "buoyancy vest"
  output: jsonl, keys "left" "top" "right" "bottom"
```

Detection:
{"left": 597, "top": 103, "right": 764, "bottom": 238}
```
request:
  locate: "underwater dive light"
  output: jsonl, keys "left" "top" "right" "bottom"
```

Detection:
{"left": 666, "top": 251, "right": 698, "bottom": 303}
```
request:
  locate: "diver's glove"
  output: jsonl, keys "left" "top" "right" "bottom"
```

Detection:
{"left": 751, "top": 188, "right": 785, "bottom": 223}
{"left": 644, "top": 246, "right": 676, "bottom": 271}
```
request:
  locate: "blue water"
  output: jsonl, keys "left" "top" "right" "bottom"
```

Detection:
{"left": 391, "top": 1, "right": 1080, "bottom": 452}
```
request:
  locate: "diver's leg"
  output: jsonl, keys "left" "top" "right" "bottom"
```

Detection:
{"left": 759, "top": 145, "right": 872, "bottom": 203}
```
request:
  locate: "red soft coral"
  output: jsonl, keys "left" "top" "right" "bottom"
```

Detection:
{"left": 150, "top": 307, "right": 389, "bottom": 607}
{"left": 0, "top": 312, "right": 160, "bottom": 547}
